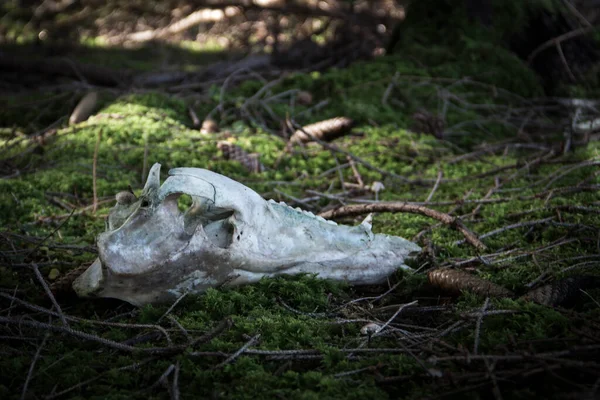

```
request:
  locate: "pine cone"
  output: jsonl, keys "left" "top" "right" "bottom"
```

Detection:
{"left": 290, "top": 117, "right": 354, "bottom": 143}
{"left": 428, "top": 268, "right": 514, "bottom": 298}
{"left": 411, "top": 110, "right": 445, "bottom": 139}
{"left": 521, "top": 276, "right": 600, "bottom": 307}
{"left": 217, "top": 141, "right": 264, "bottom": 173}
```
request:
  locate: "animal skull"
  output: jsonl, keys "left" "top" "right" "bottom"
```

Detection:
{"left": 73, "top": 163, "right": 421, "bottom": 306}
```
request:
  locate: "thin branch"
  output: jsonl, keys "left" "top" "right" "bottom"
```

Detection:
{"left": 453, "top": 217, "right": 554, "bottom": 246}
{"left": 23, "top": 209, "right": 75, "bottom": 260}
{"left": 473, "top": 298, "right": 490, "bottom": 355}
{"left": 172, "top": 361, "right": 181, "bottom": 400}
{"left": 45, "top": 358, "right": 157, "bottom": 400}
{"left": 372, "top": 300, "right": 419, "bottom": 338}
{"left": 92, "top": 129, "right": 103, "bottom": 213}
{"left": 147, "top": 364, "right": 175, "bottom": 393}
{"left": 21, "top": 333, "right": 49, "bottom": 400}
{"left": 556, "top": 42, "right": 577, "bottom": 82}
{"left": 0, "top": 292, "right": 172, "bottom": 345}
{"left": 31, "top": 263, "right": 69, "bottom": 328}
{"left": 425, "top": 170, "right": 443, "bottom": 202}
{"left": 562, "top": 0, "right": 594, "bottom": 28}
{"left": 213, "top": 334, "right": 261, "bottom": 369}
{"left": 158, "top": 292, "right": 188, "bottom": 323}
{"left": 527, "top": 27, "right": 595, "bottom": 65}
{"left": 319, "top": 202, "right": 487, "bottom": 250}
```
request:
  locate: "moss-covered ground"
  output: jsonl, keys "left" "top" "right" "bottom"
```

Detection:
{"left": 1, "top": 28, "right": 600, "bottom": 399}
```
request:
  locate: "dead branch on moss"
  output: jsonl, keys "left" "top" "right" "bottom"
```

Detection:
{"left": 0, "top": 231, "right": 96, "bottom": 257}
{"left": 21, "top": 332, "right": 49, "bottom": 400}
{"left": 0, "top": 316, "right": 154, "bottom": 353}
{"left": 92, "top": 130, "right": 102, "bottom": 214}
{"left": 371, "top": 300, "right": 419, "bottom": 339}
{"left": 214, "top": 333, "right": 261, "bottom": 369}
{"left": 527, "top": 26, "right": 596, "bottom": 66}
{"left": 446, "top": 237, "right": 581, "bottom": 269}
{"left": 45, "top": 358, "right": 158, "bottom": 400}
{"left": 453, "top": 217, "right": 555, "bottom": 246}
{"left": 35, "top": 199, "right": 114, "bottom": 224}
{"left": 21, "top": 209, "right": 75, "bottom": 260}
{"left": 0, "top": 292, "right": 173, "bottom": 344}
{"left": 31, "top": 264, "right": 69, "bottom": 328}
{"left": 278, "top": 298, "right": 337, "bottom": 318}
{"left": 114, "top": 8, "right": 240, "bottom": 44}
{"left": 319, "top": 202, "right": 487, "bottom": 250}
{"left": 311, "top": 184, "right": 599, "bottom": 208}
{"left": 147, "top": 363, "right": 176, "bottom": 394}
{"left": 472, "top": 298, "right": 489, "bottom": 355}
{"left": 0, "top": 310, "right": 232, "bottom": 355}
{"left": 505, "top": 205, "right": 600, "bottom": 220}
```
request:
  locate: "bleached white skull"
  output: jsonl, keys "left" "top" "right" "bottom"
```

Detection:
{"left": 73, "top": 163, "right": 421, "bottom": 306}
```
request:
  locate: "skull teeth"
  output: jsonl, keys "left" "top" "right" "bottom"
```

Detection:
{"left": 268, "top": 198, "right": 338, "bottom": 225}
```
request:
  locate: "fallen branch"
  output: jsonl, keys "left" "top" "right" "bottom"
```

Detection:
{"left": 319, "top": 202, "right": 487, "bottom": 250}
{"left": 117, "top": 8, "right": 238, "bottom": 43}
{"left": 527, "top": 27, "right": 595, "bottom": 65}
{"left": 199, "top": 0, "right": 384, "bottom": 26}
{"left": 92, "top": 129, "right": 102, "bottom": 213}
{"left": 31, "top": 263, "right": 69, "bottom": 328}
{"left": 453, "top": 217, "right": 554, "bottom": 246}
{"left": 213, "top": 333, "right": 261, "bottom": 369}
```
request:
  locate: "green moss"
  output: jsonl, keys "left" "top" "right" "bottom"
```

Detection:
{"left": 1, "top": 27, "right": 599, "bottom": 398}
{"left": 455, "top": 297, "right": 571, "bottom": 352}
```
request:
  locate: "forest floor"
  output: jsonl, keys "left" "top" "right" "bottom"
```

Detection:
{"left": 1, "top": 24, "right": 600, "bottom": 400}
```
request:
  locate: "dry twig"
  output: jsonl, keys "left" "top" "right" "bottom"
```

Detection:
{"left": 319, "top": 202, "right": 487, "bottom": 250}
{"left": 92, "top": 129, "right": 103, "bottom": 213}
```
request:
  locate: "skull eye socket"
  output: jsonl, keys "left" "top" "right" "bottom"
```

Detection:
{"left": 177, "top": 194, "right": 193, "bottom": 212}
{"left": 165, "top": 192, "right": 235, "bottom": 248}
